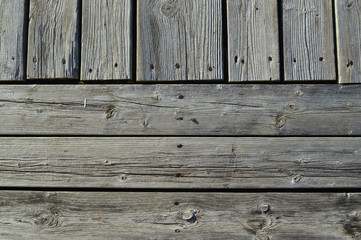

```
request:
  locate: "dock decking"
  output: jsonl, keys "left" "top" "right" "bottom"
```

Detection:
{"left": 0, "top": 0, "right": 361, "bottom": 239}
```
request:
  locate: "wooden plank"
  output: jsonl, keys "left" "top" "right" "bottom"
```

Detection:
{"left": 1, "top": 137, "right": 361, "bottom": 188}
{"left": 0, "top": 191, "right": 360, "bottom": 239}
{"left": 81, "top": 0, "right": 132, "bottom": 80}
{"left": 0, "top": 0, "right": 26, "bottom": 80}
{"left": 0, "top": 84, "right": 360, "bottom": 135}
{"left": 282, "top": 0, "right": 336, "bottom": 81}
{"left": 136, "top": 0, "right": 223, "bottom": 81}
{"left": 27, "top": 0, "right": 80, "bottom": 79}
{"left": 335, "top": 0, "right": 361, "bottom": 83}
{"left": 227, "top": 0, "right": 280, "bottom": 82}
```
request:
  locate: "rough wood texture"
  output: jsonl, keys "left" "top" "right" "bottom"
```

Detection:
{"left": 0, "top": 84, "right": 360, "bottom": 135}
{"left": 335, "top": 0, "right": 361, "bottom": 83}
{"left": 81, "top": 0, "right": 132, "bottom": 80}
{"left": 0, "top": 191, "right": 360, "bottom": 239}
{"left": 27, "top": 0, "right": 80, "bottom": 79}
{"left": 227, "top": 0, "right": 279, "bottom": 82}
{"left": 0, "top": 0, "right": 26, "bottom": 80}
{"left": 0, "top": 137, "right": 361, "bottom": 188}
{"left": 136, "top": 0, "right": 223, "bottom": 81}
{"left": 283, "top": 0, "right": 336, "bottom": 81}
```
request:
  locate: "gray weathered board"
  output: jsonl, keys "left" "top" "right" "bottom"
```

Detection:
{"left": 81, "top": 0, "right": 132, "bottom": 80}
{"left": 283, "top": 0, "right": 336, "bottom": 81}
{"left": 0, "top": 84, "right": 360, "bottom": 135}
{"left": 227, "top": 0, "right": 280, "bottom": 81}
{"left": 0, "top": 191, "right": 360, "bottom": 239}
{"left": 335, "top": 0, "right": 361, "bottom": 83}
{"left": 0, "top": 137, "right": 360, "bottom": 188}
{"left": 136, "top": 0, "right": 223, "bottom": 81}
{"left": 27, "top": 0, "right": 80, "bottom": 79}
{"left": 0, "top": 0, "right": 26, "bottom": 80}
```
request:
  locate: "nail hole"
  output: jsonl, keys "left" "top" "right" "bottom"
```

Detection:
{"left": 241, "top": 59, "right": 245, "bottom": 64}
{"left": 175, "top": 229, "right": 180, "bottom": 233}
{"left": 234, "top": 56, "right": 238, "bottom": 63}
{"left": 150, "top": 64, "right": 155, "bottom": 70}
{"left": 89, "top": 68, "right": 93, "bottom": 73}
{"left": 175, "top": 173, "right": 184, "bottom": 178}
{"left": 62, "top": 58, "right": 66, "bottom": 64}
{"left": 319, "top": 57, "right": 324, "bottom": 62}
{"left": 177, "top": 144, "right": 183, "bottom": 148}
{"left": 114, "top": 63, "right": 118, "bottom": 67}
{"left": 347, "top": 60, "right": 354, "bottom": 67}
{"left": 293, "top": 58, "right": 297, "bottom": 63}
{"left": 208, "top": 66, "right": 213, "bottom": 71}
{"left": 174, "top": 201, "right": 179, "bottom": 206}
{"left": 268, "top": 56, "right": 272, "bottom": 61}
{"left": 176, "top": 117, "right": 183, "bottom": 121}
{"left": 175, "top": 63, "right": 180, "bottom": 69}
{"left": 178, "top": 95, "right": 184, "bottom": 99}
{"left": 11, "top": 56, "right": 15, "bottom": 60}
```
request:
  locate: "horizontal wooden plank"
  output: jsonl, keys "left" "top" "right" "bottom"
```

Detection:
{"left": 0, "top": 191, "right": 360, "bottom": 239}
{"left": 1, "top": 137, "right": 361, "bottom": 188}
{"left": 0, "top": 84, "right": 360, "bottom": 135}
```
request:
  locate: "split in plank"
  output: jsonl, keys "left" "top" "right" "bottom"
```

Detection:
{"left": 0, "top": 137, "right": 361, "bottom": 188}
{"left": 81, "top": 0, "right": 132, "bottom": 80}
{"left": 227, "top": 0, "right": 280, "bottom": 81}
{"left": 335, "top": 0, "right": 361, "bottom": 83}
{"left": 0, "top": 0, "right": 26, "bottom": 80}
{"left": 0, "top": 84, "right": 360, "bottom": 135}
{"left": 0, "top": 191, "right": 360, "bottom": 239}
{"left": 282, "top": 0, "right": 336, "bottom": 81}
{"left": 136, "top": 0, "right": 223, "bottom": 81}
{"left": 27, "top": 0, "right": 80, "bottom": 79}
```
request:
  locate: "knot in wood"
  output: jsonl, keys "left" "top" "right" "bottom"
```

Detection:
{"left": 178, "top": 209, "right": 197, "bottom": 223}
{"left": 161, "top": 1, "right": 179, "bottom": 18}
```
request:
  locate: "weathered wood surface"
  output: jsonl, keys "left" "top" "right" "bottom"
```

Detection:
{"left": 136, "top": 0, "right": 223, "bottom": 81}
{"left": 27, "top": 0, "right": 80, "bottom": 79}
{"left": 0, "top": 191, "right": 360, "bottom": 239}
{"left": 335, "top": 0, "right": 361, "bottom": 83}
{"left": 0, "top": 0, "right": 26, "bottom": 80}
{"left": 81, "top": 0, "right": 132, "bottom": 80}
{"left": 227, "top": 0, "right": 279, "bottom": 81}
{"left": 1, "top": 137, "right": 361, "bottom": 188}
{"left": 283, "top": 0, "right": 336, "bottom": 81}
{"left": 0, "top": 84, "right": 360, "bottom": 135}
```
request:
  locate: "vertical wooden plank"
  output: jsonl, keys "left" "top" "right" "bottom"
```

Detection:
{"left": 283, "top": 0, "right": 336, "bottom": 81}
{"left": 335, "top": 0, "right": 361, "bottom": 83}
{"left": 227, "top": 0, "right": 280, "bottom": 82}
{"left": 0, "top": 0, "right": 26, "bottom": 80}
{"left": 81, "top": 0, "right": 132, "bottom": 80}
{"left": 136, "top": 0, "right": 223, "bottom": 81}
{"left": 27, "top": 0, "right": 80, "bottom": 80}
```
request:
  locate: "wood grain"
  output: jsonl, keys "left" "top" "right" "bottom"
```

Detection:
{"left": 0, "top": 84, "right": 360, "bottom": 135}
{"left": 0, "top": 137, "right": 361, "bottom": 188}
{"left": 227, "top": 0, "right": 279, "bottom": 81}
{"left": 81, "top": 0, "right": 132, "bottom": 80}
{"left": 283, "top": 0, "right": 336, "bottom": 81}
{"left": 0, "top": 0, "right": 26, "bottom": 80}
{"left": 0, "top": 191, "right": 360, "bottom": 239}
{"left": 27, "top": 0, "right": 80, "bottom": 79}
{"left": 335, "top": 0, "right": 361, "bottom": 83}
{"left": 136, "top": 0, "right": 223, "bottom": 81}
